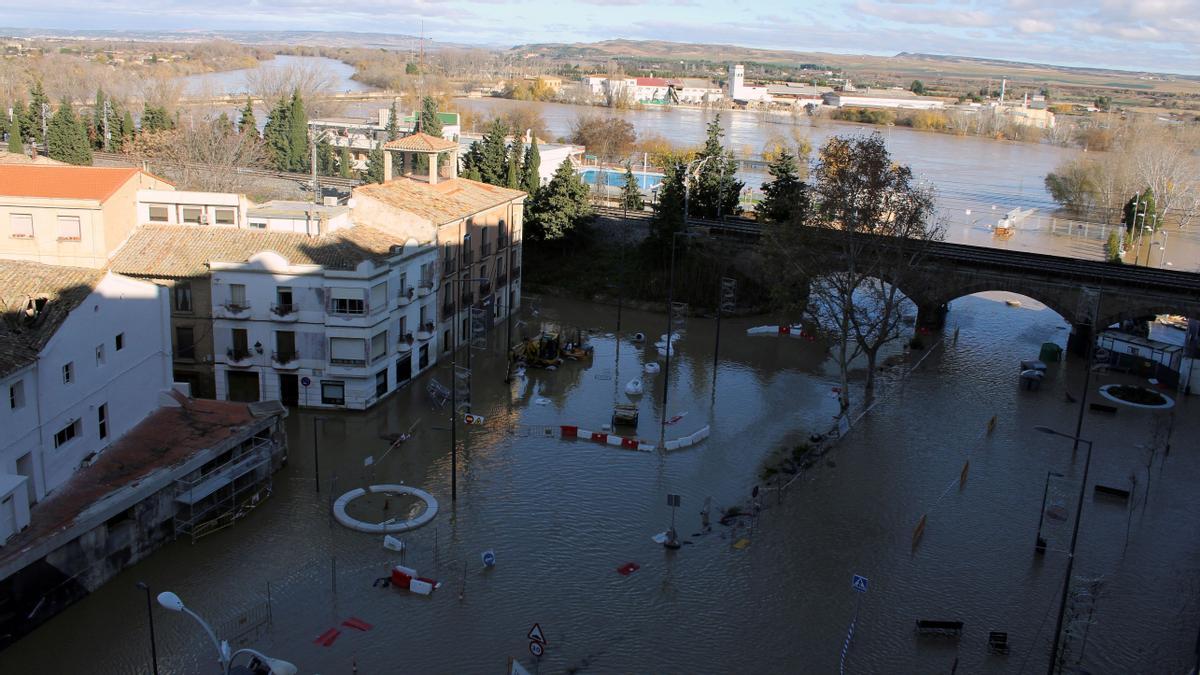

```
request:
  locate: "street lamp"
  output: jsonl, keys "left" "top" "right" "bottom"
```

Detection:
{"left": 135, "top": 581, "right": 160, "bottom": 675}
{"left": 661, "top": 230, "right": 698, "bottom": 445}
{"left": 1032, "top": 426, "right": 1095, "bottom": 675}
{"left": 156, "top": 591, "right": 296, "bottom": 675}
{"left": 446, "top": 273, "right": 488, "bottom": 502}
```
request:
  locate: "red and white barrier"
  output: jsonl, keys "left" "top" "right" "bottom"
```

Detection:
{"left": 554, "top": 423, "right": 709, "bottom": 453}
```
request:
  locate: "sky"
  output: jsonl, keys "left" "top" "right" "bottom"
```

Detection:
{"left": 4, "top": 0, "right": 1200, "bottom": 75}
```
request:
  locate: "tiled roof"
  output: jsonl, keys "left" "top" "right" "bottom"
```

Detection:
{"left": 0, "top": 165, "right": 145, "bottom": 202}
{"left": 635, "top": 77, "right": 670, "bottom": 87}
{"left": 354, "top": 177, "right": 524, "bottom": 225}
{"left": 0, "top": 260, "right": 105, "bottom": 378}
{"left": 109, "top": 224, "right": 406, "bottom": 278}
{"left": 383, "top": 132, "right": 459, "bottom": 153}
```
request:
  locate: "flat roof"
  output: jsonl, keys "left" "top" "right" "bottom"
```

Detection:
{"left": 248, "top": 200, "right": 349, "bottom": 220}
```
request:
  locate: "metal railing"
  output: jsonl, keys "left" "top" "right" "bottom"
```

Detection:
{"left": 224, "top": 302, "right": 251, "bottom": 313}
{"left": 269, "top": 303, "right": 296, "bottom": 317}
{"left": 227, "top": 347, "right": 252, "bottom": 361}
{"left": 272, "top": 350, "right": 299, "bottom": 364}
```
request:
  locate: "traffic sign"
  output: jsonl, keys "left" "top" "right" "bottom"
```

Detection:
{"left": 851, "top": 574, "right": 869, "bottom": 593}
{"left": 300, "top": 376, "right": 312, "bottom": 387}
{"left": 527, "top": 623, "right": 547, "bottom": 645}
{"left": 666, "top": 494, "right": 681, "bottom": 507}
{"left": 528, "top": 641, "right": 544, "bottom": 657}
{"left": 464, "top": 413, "right": 486, "bottom": 426}
{"left": 482, "top": 549, "right": 496, "bottom": 567}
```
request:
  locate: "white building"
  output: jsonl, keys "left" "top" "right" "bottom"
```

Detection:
{"left": 246, "top": 201, "right": 352, "bottom": 234}
{"left": 137, "top": 189, "right": 252, "bottom": 228}
{"left": 728, "top": 64, "right": 771, "bottom": 103}
{"left": 458, "top": 133, "right": 584, "bottom": 187}
{"left": 823, "top": 89, "right": 946, "bottom": 110}
{"left": 0, "top": 260, "right": 172, "bottom": 544}
{"left": 309, "top": 109, "right": 463, "bottom": 172}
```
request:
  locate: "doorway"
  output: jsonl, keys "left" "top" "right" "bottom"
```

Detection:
{"left": 226, "top": 370, "right": 260, "bottom": 402}
{"left": 279, "top": 373, "right": 299, "bottom": 406}
{"left": 15, "top": 452, "right": 36, "bottom": 507}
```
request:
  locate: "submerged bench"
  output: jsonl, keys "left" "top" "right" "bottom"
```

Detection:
{"left": 916, "top": 619, "right": 963, "bottom": 637}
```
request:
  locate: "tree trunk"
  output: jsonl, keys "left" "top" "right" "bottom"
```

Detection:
{"left": 863, "top": 346, "right": 879, "bottom": 403}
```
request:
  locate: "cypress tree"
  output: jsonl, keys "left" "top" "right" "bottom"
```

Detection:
{"left": 418, "top": 96, "right": 442, "bottom": 137}
{"left": 691, "top": 114, "right": 743, "bottom": 218}
{"left": 525, "top": 158, "right": 592, "bottom": 242}
{"left": 287, "top": 91, "right": 309, "bottom": 172}
{"left": 141, "top": 105, "right": 171, "bottom": 133}
{"left": 365, "top": 143, "right": 385, "bottom": 183}
{"left": 1, "top": 108, "right": 18, "bottom": 153}
{"left": 756, "top": 149, "right": 807, "bottom": 224}
{"left": 646, "top": 160, "right": 688, "bottom": 262}
{"left": 215, "top": 112, "right": 233, "bottom": 136}
{"left": 92, "top": 89, "right": 107, "bottom": 150}
{"left": 47, "top": 100, "right": 92, "bottom": 165}
{"left": 506, "top": 135, "right": 523, "bottom": 189}
{"left": 238, "top": 98, "right": 258, "bottom": 137}
{"left": 386, "top": 100, "right": 400, "bottom": 141}
{"left": 262, "top": 97, "right": 292, "bottom": 172}
{"left": 338, "top": 146, "right": 353, "bottom": 178}
{"left": 119, "top": 109, "right": 135, "bottom": 150}
{"left": 28, "top": 81, "right": 49, "bottom": 143}
{"left": 317, "top": 136, "right": 336, "bottom": 176}
{"left": 478, "top": 119, "right": 509, "bottom": 186}
{"left": 620, "top": 163, "right": 644, "bottom": 211}
{"left": 521, "top": 136, "right": 541, "bottom": 195}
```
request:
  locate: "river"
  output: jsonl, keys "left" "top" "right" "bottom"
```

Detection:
{"left": 179, "top": 55, "right": 372, "bottom": 97}
{"left": 2, "top": 292, "right": 1196, "bottom": 673}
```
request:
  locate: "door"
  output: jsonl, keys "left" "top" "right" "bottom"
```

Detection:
{"left": 396, "top": 355, "right": 412, "bottom": 385}
{"left": 279, "top": 373, "right": 299, "bottom": 406}
{"left": 276, "top": 331, "right": 296, "bottom": 362}
{"left": 226, "top": 371, "right": 260, "bottom": 402}
{"left": 15, "top": 452, "right": 35, "bottom": 507}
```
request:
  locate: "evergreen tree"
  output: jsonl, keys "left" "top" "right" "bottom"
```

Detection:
{"left": 338, "top": 145, "right": 353, "bottom": 178}
{"left": 238, "top": 98, "right": 258, "bottom": 137}
{"left": 645, "top": 160, "right": 688, "bottom": 262}
{"left": 1125, "top": 188, "right": 1159, "bottom": 234}
{"left": 418, "top": 96, "right": 442, "bottom": 137}
{"left": 619, "top": 163, "right": 644, "bottom": 212}
{"left": 690, "top": 114, "right": 743, "bottom": 218}
{"left": 364, "top": 143, "right": 385, "bottom": 183}
{"left": 386, "top": 100, "right": 400, "bottom": 141}
{"left": 28, "top": 81, "right": 49, "bottom": 143}
{"left": 1105, "top": 231, "right": 1123, "bottom": 263}
{"left": 262, "top": 97, "right": 292, "bottom": 172}
{"left": 14, "top": 101, "right": 32, "bottom": 148}
{"left": 46, "top": 100, "right": 92, "bottom": 165}
{"left": 140, "top": 105, "right": 172, "bottom": 133}
{"left": 520, "top": 136, "right": 541, "bottom": 195}
{"left": 506, "top": 136, "right": 523, "bottom": 189}
{"left": 461, "top": 141, "right": 484, "bottom": 182}
{"left": 316, "top": 136, "right": 336, "bottom": 176}
{"left": 525, "top": 158, "right": 592, "bottom": 242}
{"left": 756, "top": 149, "right": 807, "bottom": 224}
{"left": 118, "top": 109, "right": 135, "bottom": 150}
{"left": 92, "top": 89, "right": 108, "bottom": 150}
{"left": 1140, "top": 187, "right": 1158, "bottom": 231}
{"left": 477, "top": 119, "right": 509, "bottom": 186}
{"left": 287, "top": 91, "right": 309, "bottom": 172}
{"left": 1, "top": 108, "right": 18, "bottom": 153}
{"left": 215, "top": 112, "right": 233, "bottom": 136}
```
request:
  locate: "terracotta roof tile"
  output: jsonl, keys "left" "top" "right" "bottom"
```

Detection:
{"left": 0, "top": 165, "right": 150, "bottom": 202}
{"left": 109, "top": 224, "right": 406, "bottom": 278}
{"left": 0, "top": 260, "right": 106, "bottom": 377}
{"left": 354, "top": 177, "right": 524, "bottom": 225}
{"left": 383, "top": 132, "right": 459, "bottom": 153}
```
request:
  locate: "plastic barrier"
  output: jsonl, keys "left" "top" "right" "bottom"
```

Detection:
{"left": 333, "top": 485, "right": 438, "bottom": 534}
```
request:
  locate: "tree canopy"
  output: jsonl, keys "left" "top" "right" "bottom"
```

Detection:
{"left": 756, "top": 149, "right": 807, "bottom": 225}
{"left": 520, "top": 136, "right": 541, "bottom": 195}
{"left": 526, "top": 158, "right": 592, "bottom": 243}
{"left": 419, "top": 96, "right": 443, "bottom": 137}
{"left": 689, "top": 115, "right": 743, "bottom": 219}
{"left": 620, "top": 164, "right": 644, "bottom": 212}
{"left": 47, "top": 101, "right": 92, "bottom": 165}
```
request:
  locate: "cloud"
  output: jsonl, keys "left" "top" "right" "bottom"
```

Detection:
{"left": 1015, "top": 18, "right": 1053, "bottom": 34}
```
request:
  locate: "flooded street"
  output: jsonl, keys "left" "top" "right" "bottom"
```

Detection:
{"left": 4, "top": 292, "right": 1197, "bottom": 674}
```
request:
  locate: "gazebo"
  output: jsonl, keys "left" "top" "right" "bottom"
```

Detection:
{"left": 382, "top": 133, "right": 459, "bottom": 185}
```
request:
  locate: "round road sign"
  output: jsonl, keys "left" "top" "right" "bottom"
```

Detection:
{"left": 529, "top": 641, "right": 544, "bottom": 657}
{"left": 300, "top": 376, "right": 312, "bottom": 387}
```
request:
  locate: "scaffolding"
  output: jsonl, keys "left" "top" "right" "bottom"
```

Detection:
{"left": 173, "top": 434, "right": 276, "bottom": 543}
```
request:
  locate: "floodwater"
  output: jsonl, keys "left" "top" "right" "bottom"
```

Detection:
{"left": 179, "top": 55, "right": 372, "bottom": 97}
{"left": 3, "top": 292, "right": 1198, "bottom": 674}
{"left": 448, "top": 98, "right": 1200, "bottom": 271}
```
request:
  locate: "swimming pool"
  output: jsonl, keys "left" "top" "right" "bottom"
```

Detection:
{"left": 578, "top": 168, "right": 664, "bottom": 190}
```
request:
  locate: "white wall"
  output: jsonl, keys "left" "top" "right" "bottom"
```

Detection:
{"left": 137, "top": 190, "right": 249, "bottom": 228}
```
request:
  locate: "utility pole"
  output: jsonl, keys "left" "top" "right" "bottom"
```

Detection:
{"left": 102, "top": 99, "right": 111, "bottom": 152}
{"left": 310, "top": 128, "right": 320, "bottom": 206}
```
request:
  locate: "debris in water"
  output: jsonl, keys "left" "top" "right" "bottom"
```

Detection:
{"left": 617, "top": 562, "right": 641, "bottom": 576}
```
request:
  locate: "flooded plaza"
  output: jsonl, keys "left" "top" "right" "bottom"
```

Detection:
{"left": 2, "top": 291, "right": 1197, "bottom": 674}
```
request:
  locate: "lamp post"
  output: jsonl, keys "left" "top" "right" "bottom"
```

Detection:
{"left": 446, "top": 273, "right": 488, "bottom": 502}
{"left": 311, "top": 416, "right": 331, "bottom": 493}
{"left": 661, "top": 230, "right": 696, "bottom": 445}
{"left": 156, "top": 591, "right": 296, "bottom": 675}
{"left": 1033, "top": 472, "right": 1064, "bottom": 554}
{"left": 1033, "top": 426, "right": 1095, "bottom": 675}
{"left": 135, "top": 581, "right": 160, "bottom": 675}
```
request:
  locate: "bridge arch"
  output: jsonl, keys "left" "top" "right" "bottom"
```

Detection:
{"left": 901, "top": 279, "right": 1077, "bottom": 330}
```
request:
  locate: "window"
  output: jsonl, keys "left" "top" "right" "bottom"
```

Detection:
{"left": 95, "top": 343, "right": 105, "bottom": 366}
{"left": 229, "top": 284, "right": 247, "bottom": 308}
{"left": 115, "top": 333, "right": 124, "bottom": 351}
{"left": 419, "top": 343, "right": 429, "bottom": 369}
{"left": 56, "top": 215, "right": 81, "bottom": 241}
{"left": 442, "top": 330, "right": 451, "bottom": 353}
{"left": 231, "top": 329, "right": 249, "bottom": 357}
{"left": 276, "top": 286, "right": 293, "bottom": 307}
{"left": 10, "top": 213, "right": 33, "bottom": 238}
{"left": 173, "top": 283, "right": 193, "bottom": 312}
{"left": 62, "top": 362, "right": 74, "bottom": 384}
{"left": 329, "top": 337, "right": 365, "bottom": 365}
{"left": 399, "top": 316, "right": 408, "bottom": 339}
{"left": 419, "top": 304, "right": 429, "bottom": 326}
{"left": 321, "top": 381, "right": 345, "bottom": 405}
{"left": 182, "top": 207, "right": 203, "bottom": 224}
{"left": 370, "top": 282, "right": 387, "bottom": 314}
{"left": 54, "top": 419, "right": 81, "bottom": 447}
{"left": 175, "top": 326, "right": 195, "bottom": 360}
{"left": 97, "top": 404, "right": 108, "bottom": 440}
{"left": 249, "top": 221, "right": 267, "bottom": 229}
{"left": 371, "top": 330, "right": 388, "bottom": 361}
{"left": 9, "top": 381, "right": 24, "bottom": 409}
{"left": 375, "top": 370, "right": 388, "bottom": 397}
{"left": 214, "top": 208, "right": 235, "bottom": 225}
{"left": 148, "top": 205, "right": 169, "bottom": 222}
{"left": 396, "top": 356, "right": 411, "bottom": 384}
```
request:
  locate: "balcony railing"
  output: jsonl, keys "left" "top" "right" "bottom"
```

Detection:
{"left": 497, "top": 273, "right": 508, "bottom": 288}
{"left": 397, "top": 287, "right": 415, "bottom": 305}
{"left": 479, "top": 281, "right": 492, "bottom": 298}
{"left": 418, "top": 278, "right": 435, "bottom": 296}
{"left": 330, "top": 356, "right": 366, "bottom": 366}
{"left": 270, "top": 303, "right": 297, "bottom": 317}
{"left": 227, "top": 347, "right": 252, "bottom": 362}
{"left": 223, "top": 302, "right": 251, "bottom": 314}
{"left": 272, "top": 350, "right": 299, "bottom": 364}
{"left": 461, "top": 292, "right": 474, "bottom": 307}
{"left": 398, "top": 333, "right": 415, "bottom": 352}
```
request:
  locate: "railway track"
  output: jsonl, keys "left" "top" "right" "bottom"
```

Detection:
{"left": 92, "top": 152, "right": 363, "bottom": 190}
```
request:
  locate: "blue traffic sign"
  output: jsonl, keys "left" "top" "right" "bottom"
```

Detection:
{"left": 300, "top": 376, "right": 312, "bottom": 387}
{"left": 851, "top": 574, "right": 869, "bottom": 593}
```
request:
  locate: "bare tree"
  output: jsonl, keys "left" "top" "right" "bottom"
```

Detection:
{"left": 765, "top": 134, "right": 942, "bottom": 411}
{"left": 245, "top": 61, "right": 338, "bottom": 116}
{"left": 1128, "top": 123, "right": 1200, "bottom": 227}
{"left": 128, "top": 114, "right": 267, "bottom": 193}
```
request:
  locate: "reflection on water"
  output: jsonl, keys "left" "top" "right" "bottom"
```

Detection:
{"left": 2, "top": 292, "right": 1197, "bottom": 673}
{"left": 179, "top": 55, "right": 372, "bottom": 96}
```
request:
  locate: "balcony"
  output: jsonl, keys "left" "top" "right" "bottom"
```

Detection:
{"left": 481, "top": 241, "right": 492, "bottom": 257}
{"left": 226, "top": 347, "right": 253, "bottom": 367}
{"left": 461, "top": 249, "right": 473, "bottom": 266}
{"left": 416, "top": 322, "right": 436, "bottom": 341}
{"left": 417, "top": 279, "right": 435, "bottom": 297}
{"left": 442, "top": 258, "right": 456, "bottom": 277}
{"left": 497, "top": 273, "right": 508, "bottom": 288}
{"left": 512, "top": 266, "right": 521, "bottom": 281}
{"left": 397, "top": 286, "right": 415, "bottom": 306}
{"left": 498, "top": 233, "right": 509, "bottom": 249}
{"left": 398, "top": 333, "right": 415, "bottom": 353}
{"left": 217, "top": 302, "right": 252, "bottom": 320}
{"left": 270, "top": 304, "right": 298, "bottom": 322}
{"left": 272, "top": 350, "right": 300, "bottom": 370}
{"left": 442, "top": 300, "right": 455, "bottom": 318}
{"left": 479, "top": 281, "right": 492, "bottom": 298}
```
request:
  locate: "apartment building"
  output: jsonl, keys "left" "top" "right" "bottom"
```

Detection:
{"left": 0, "top": 165, "right": 172, "bottom": 268}
{"left": 110, "top": 224, "right": 439, "bottom": 409}
{"left": 0, "top": 259, "right": 172, "bottom": 543}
